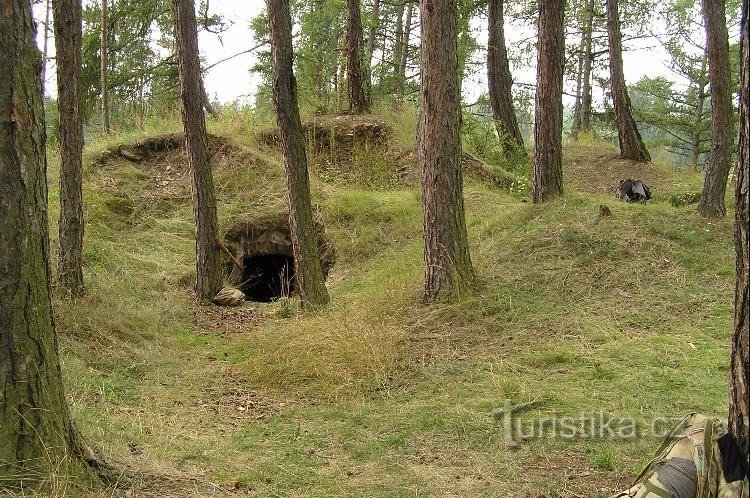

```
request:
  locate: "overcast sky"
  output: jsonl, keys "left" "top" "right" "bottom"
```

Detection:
{"left": 37, "top": 0, "right": 678, "bottom": 107}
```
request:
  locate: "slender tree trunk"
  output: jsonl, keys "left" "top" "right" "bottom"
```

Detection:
{"left": 346, "top": 0, "right": 368, "bottom": 113}
{"left": 173, "top": 0, "right": 223, "bottom": 301}
{"left": 266, "top": 0, "right": 330, "bottom": 307}
{"left": 487, "top": 0, "right": 525, "bottom": 155}
{"left": 364, "top": 0, "right": 380, "bottom": 104}
{"left": 393, "top": 1, "right": 405, "bottom": 89}
{"left": 699, "top": 0, "right": 733, "bottom": 217}
{"left": 0, "top": 0, "right": 98, "bottom": 483}
{"left": 690, "top": 56, "right": 708, "bottom": 172}
{"left": 729, "top": 0, "right": 749, "bottom": 463}
{"left": 580, "top": 0, "right": 594, "bottom": 133}
{"left": 41, "top": 0, "right": 51, "bottom": 90}
{"left": 571, "top": 40, "right": 584, "bottom": 139}
{"left": 606, "top": 0, "right": 650, "bottom": 162}
{"left": 419, "top": 0, "right": 475, "bottom": 302}
{"left": 53, "top": 0, "right": 85, "bottom": 297}
{"left": 533, "top": 0, "right": 565, "bottom": 203}
{"left": 396, "top": 0, "right": 413, "bottom": 99}
{"left": 100, "top": 0, "right": 111, "bottom": 134}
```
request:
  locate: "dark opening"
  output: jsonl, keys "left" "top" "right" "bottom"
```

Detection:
{"left": 240, "top": 254, "right": 296, "bottom": 302}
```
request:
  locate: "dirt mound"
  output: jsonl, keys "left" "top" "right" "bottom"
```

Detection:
{"left": 259, "top": 114, "right": 391, "bottom": 162}
{"left": 92, "top": 133, "right": 266, "bottom": 218}
{"left": 565, "top": 144, "right": 672, "bottom": 199}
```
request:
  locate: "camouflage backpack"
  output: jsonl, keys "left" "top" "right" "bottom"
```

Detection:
{"left": 612, "top": 413, "right": 748, "bottom": 498}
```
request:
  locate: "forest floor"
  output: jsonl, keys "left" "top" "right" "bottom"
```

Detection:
{"left": 40, "top": 111, "right": 732, "bottom": 497}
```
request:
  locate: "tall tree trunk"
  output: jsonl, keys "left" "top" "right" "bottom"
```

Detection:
{"left": 605, "top": 0, "right": 650, "bottom": 162}
{"left": 173, "top": 0, "right": 223, "bottom": 301}
{"left": 396, "top": 0, "right": 413, "bottom": 99}
{"left": 580, "top": 0, "right": 594, "bottom": 133}
{"left": 487, "top": 0, "right": 525, "bottom": 155}
{"left": 100, "top": 0, "right": 111, "bottom": 134}
{"left": 41, "top": 0, "right": 51, "bottom": 90}
{"left": 392, "top": 1, "right": 405, "bottom": 89}
{"left": 364, "top": 0, "right": 380, "bottom": 104}
{"left": 346, "top": 0, "right": 368, "bottom": 113}
{"left": 533, "top": 0, "right": 565, "bottom": 203}
{"left": 419, "top": 0, "right": 475, "bottom": 302}
{"left": 0, "top": 0, "right": 97, "bottom": 483}
{"left": 266, "top": 0, "right": 330, "bottom": 307}
{"left": 729, "top": 0, "right": 749, "bottom": 464}
{"left": 699, "top": 0, "right": 733, "bottom": 217}
{"left": 690, "top": 55, "right": 708, "bottom": 172}
{"left": 54, "top": 0, "right": 85, "bottom": 297}
{"left": 571, "top": 38, "right": 584, "bottom": 139}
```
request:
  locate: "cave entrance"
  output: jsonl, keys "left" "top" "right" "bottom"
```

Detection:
{"left": 239, "top": 254, "right": 296, "bottom": 303}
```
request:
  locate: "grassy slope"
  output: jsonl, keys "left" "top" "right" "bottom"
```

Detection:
{"left": 44, "top": 114, "right": 734, "bottom": 497}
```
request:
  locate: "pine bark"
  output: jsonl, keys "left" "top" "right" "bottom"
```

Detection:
{"left": 699, "top": 0, "right": 733, "bottom": 217}
{"left": 54, "top": 0, "right": 85, "bottom": 297}
{"left": 605, "top": 0, "right": 650, "bottom": 162}
{"left": 0, "top": 0, "right": 94, "bottom": 483}
{"left": 266, "top": 0, "right": 330, "bottom": 307}
{"left": 580, "top": 0, "right": 594, "bottom": 132}
{"left": 346, "top": 0, "right": 369, "bottom": 113}
{"left": 173, "top": 0, "right": 223, "bottom": 300}
{"left": 729, "top": 0, "right": 749, "bottom": 463}
{"left": 533, "top": 0, "right": 565, "bottom": 203}
{"left": 100, "top": 0, "right": 111, "bottom": 134}
{"left": 487, "top": 0, "right": 525, "bottom": 155}
{"left": 419, "top": 0, "right": 475, "bottom": 302}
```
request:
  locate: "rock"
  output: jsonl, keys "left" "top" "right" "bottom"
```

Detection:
{"left": 213, "top": 287, "right": 246, "bottom": 307}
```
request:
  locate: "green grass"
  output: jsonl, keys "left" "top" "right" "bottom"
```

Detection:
{"left": 36, "top": 113, "right": 736, "bottom": 496}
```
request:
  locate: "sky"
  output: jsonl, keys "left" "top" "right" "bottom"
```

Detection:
{"left": 36, "top": 0, "right": 679, "bottom": 107}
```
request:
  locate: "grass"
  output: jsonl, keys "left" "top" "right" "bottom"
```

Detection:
{"left": 31, "top": 110, "right": 737, "bottom": 496}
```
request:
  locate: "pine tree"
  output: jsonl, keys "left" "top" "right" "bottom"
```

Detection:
{"left": 54, "top": 0, "right": 86, "bottom": 297}
{"left": 699, "top": 0, "right": 734, "bottom": 217}
{"left": 606, "top": 0, "right": 651, "bottom": 162}
{"left": 533, "top": 0, "right": 565, "bottom": 203}
{"left": 419, "top": 0, "right": 475, "bottom": 302}
{"left": 173, "top": 0, "right": 224, "bottom": 300}
{"left": 266, "top": 0, "right": 330, "bottom": 307}
{"left": 0, "top": 0, "right": 100, "bottom": 484}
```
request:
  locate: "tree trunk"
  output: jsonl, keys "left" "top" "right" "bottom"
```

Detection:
{"left": 487, "top": 0, "right": 525, "bottom": 155}
{"left": 173, "top": 0, "right": 223, "bottom": 301}
{"left": 0, "top": 0, "right": 97, "bottom": 483}
{"left": 41, "top": 0, "right": 51, "bottom": 90}
{"left": 699, "top": 0, "right": 733, "bottom": 217}
{"left": 419, "top": 0, "right": 475, "bottom": 302}
{"left": 200, "top": 75, "right": 219, "bottom": 118}
{"left": 606, "top": 0, "right": 650, "bottom": 162}
{"left": 393, "top": 1, "right": 405, "bottom": 83}
{"left": 364, "top": 0, "right": 380, "bottom": 103}
{"left": 729, "top": 0, "right": 749, "bottom": 464}
{"left": 346, "top": 0, "right": 368, "bottom": 113}
{"left": 396, "top": 0, "right": 413, "bottom": 99}
{"left": 571, "top": 38, "right": 584, "bottom": 140}
{"left": 266, "top": 0, "right": 330, "bottom": 307}
{"left": 100, "top": 0, "right": 111, "bottom": 134}
{"left": 580, "top": 0, "right": 594, "bottom": 132}
{"left": 690, "top": 55, "right": 708, "bottom": 172}
{"left": 53, "top": 0, "right": 85, "bottom": 298}
{"left": 533, "top": 0, "right": 565, "bottom": 203}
